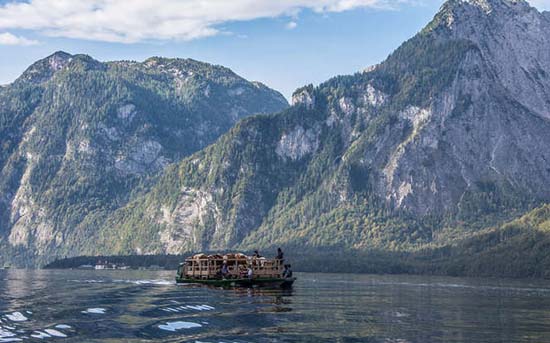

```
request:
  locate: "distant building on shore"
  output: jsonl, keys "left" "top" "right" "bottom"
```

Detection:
{"left": 94, "top": 261, "right": 130, "bottom": 270}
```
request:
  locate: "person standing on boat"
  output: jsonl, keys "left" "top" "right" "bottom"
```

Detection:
{"left": 253, "top": 250, "right": 262, "bottom": 258}
{"left": 276, "top": 248, "right": 284, "bottom": 271}
{"left": 221, "top": 262, "right": 229, "bottom": 279}
{"left": 276, "top": 248, "right": 284, "bottom": 261}
{"left": 247, "top": 266, "right": 254, "bottom": 280}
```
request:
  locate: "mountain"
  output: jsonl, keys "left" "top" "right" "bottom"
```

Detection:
{"left": 0, "top": 52, "right": 288, "bottom": 267}
{"left": 97, "top": 0, "right": 550, "bottom": 275}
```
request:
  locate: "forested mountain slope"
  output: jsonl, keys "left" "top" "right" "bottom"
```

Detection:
{"left": 100, "top": 0, "right": 550, "bottom": 272}
{"left": 0, "top": 52, "right": 288, "bottom": 266}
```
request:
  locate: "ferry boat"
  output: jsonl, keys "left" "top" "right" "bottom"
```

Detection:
{"left": 175, "top": 252, "right": 296, "bottom": 288}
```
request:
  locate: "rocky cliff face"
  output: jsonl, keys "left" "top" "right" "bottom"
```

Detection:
{"left": 381, "top": 0, "right": 550, "bottom": 215}
{"left": 102, "top": 0, "right": 550, "bottom": 256}
{"left": 0, "top": 52, "right": 288, "bottom": 266}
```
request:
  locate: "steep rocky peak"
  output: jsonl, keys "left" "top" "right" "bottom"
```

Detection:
{"left": 424, "top": 0, "right": 550, "bottom": 118}
{"left": 17, "top": 51, "right": 105, "bottom": 84}
{"left": 429, "top": 0, "right": 539, "bottom": 33}
{"left": 47, "top": 51, "right": 73, "bottom": 71}
{"left": 458, "top": 0, "right": 529, "bottom": 12}
{"left": 291, "top": 85, "right": 315, "bottom": 109}
{"left": 17, "top": 51, "right": 73, "bottom": 84}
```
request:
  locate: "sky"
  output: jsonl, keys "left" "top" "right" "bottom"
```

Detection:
{"left": 0, "top": 0, "right": 549, "bottom": 100}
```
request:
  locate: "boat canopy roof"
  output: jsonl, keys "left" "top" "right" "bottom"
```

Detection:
{"left": 187, "top": 252, "right": 251, "bottom": 261}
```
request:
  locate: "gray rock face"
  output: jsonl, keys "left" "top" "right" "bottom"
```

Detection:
{"left": 157, "top": 187, "right": 219, "bottom": 254}
{"left": 382, "top": 0, "right": 550, "bottom": 215}
{"left": 438, "top": 0, "right": 550, "bottom": 119}
{"left": 275, "top": 125, "right": 320, "bottom": 161}
{"left": 291, "top": 87, "right": 315, "bottom": 109}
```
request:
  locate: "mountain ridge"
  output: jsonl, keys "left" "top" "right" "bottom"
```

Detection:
{"left": 95, "top": 0, "right": 550, "bottom": 269}
{"left": 1, "top": 0, "right": 549, "bottom": 275}
{"left": 0, "top": 52, "right": 288, "bottom": 267}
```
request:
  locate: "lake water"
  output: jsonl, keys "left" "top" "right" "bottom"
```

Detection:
{"left": 1, "top": 270, "right": 550, "bottom": 342}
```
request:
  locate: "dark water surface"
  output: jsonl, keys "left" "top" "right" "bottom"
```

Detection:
{"left": 1, "top": 270, "right": 550, "bottom": 342}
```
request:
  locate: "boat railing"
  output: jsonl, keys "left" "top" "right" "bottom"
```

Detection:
{"left": 181, "top": 255, "right": 284, "bottom": 280}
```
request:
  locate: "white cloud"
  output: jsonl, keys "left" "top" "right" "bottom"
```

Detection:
{"left": 0, "top": 0, "right": 404, "bottom": 44}
{"left": 286, "top": 21, "right": 298, "bottom": 29}
{"left": 529, "top": 0, "right": 550, "bottom": 10}
{"left": 0, "top": 32, "right": 39, "bottom": 46}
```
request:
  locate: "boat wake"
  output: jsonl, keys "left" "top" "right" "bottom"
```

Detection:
{"left": 69, "top": 279, "right": 174, "bottom": 286}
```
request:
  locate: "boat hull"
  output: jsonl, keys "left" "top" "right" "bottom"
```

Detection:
{"left": 176, "top": 277, "right": 296, "bottom": 288}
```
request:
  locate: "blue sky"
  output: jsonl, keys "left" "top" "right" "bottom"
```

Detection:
{"left": 0, "top": 0, "right": 548, "bottom": 99}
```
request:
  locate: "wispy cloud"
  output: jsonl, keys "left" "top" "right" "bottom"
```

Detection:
{"left": 529, "top": 0, "right": 550, "bottom": 10}
{"left": 0, "top": 0, "right": 406, "bottom": 44}
{"left": 286, "top": 21, "right": 298, "bottom": 30}
{"left": 0, "top": 32, "right": 39, "bottom": 46}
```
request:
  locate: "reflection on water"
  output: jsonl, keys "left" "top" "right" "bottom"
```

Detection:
{"left": 1, "top": 270, "right": 550, "bottom": 342}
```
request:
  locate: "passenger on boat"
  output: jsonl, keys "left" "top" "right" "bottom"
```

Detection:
{"left": 253, "top": 250, "right": 262, "bottom": 258}
{"left": 221, "top": 262, "right": 229, "bottom": 279}
{"left": 247, "top": 266, "right": 254, "bottom": 279}
{"left": 276, "top": 248, "right": 284, "bottom": 262}
{"left": 283, "top": 264, "right": 293, "bottom": 278}
{"left": 239, "top": 265, "right": 247, "bottom": 278}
